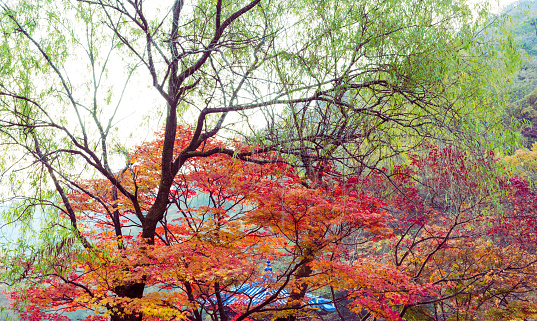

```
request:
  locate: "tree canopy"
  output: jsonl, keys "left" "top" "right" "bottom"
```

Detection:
{"left": 0, "top": 0, "right": 529, "bottom": 320}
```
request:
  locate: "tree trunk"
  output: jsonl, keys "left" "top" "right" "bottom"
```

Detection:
{"left": 109, "top": 282, "right": 146, "bottom": 321}
{"left": 275, "top": 257, "right": 313, "bottom": 321}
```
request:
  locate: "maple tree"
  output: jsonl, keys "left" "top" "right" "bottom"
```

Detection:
{"left": 357, "top": 145, "right": 537, "bottom": 321}
{"left": 9, "top": 133, "right": 537, "bottom": 321}
{"left": 6, "top": 126, "right": 436, "bottom": 321}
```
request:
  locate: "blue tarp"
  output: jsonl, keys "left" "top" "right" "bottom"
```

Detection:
{"left": 217, "top": 261, "right": 336, "bottom": 312}
{"left": 222, "top": 284, "right": 336, "bottom": 312}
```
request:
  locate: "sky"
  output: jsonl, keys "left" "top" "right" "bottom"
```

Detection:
{"left": 491, "top": 0, "right": 517, "bottom": 11}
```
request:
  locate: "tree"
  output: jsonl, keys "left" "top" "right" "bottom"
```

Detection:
{"left": 504, "top": 142, "right": 537, "bottom": 184}
{"left": 0, "top": 0, "right": 520, "bottom": 320}
{"left": 9, "top": 132, "right": 537, "bottom": 321}
{"left": 8, "top": 126, "right": 435, "bottom": 321}
{"left": 359, "top": 145, "right": 537, "bottom": 320}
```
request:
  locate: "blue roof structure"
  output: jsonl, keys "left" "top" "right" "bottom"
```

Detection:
{"left": 215, "top": 261, "right": 336, "bottom": 313}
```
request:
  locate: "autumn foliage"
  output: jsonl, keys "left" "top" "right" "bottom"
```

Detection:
{"left": 364, "top": 145, "right": 537, "bottom": 320}
{"left": 7, "top": 127, "right": 537, "bottom": 321}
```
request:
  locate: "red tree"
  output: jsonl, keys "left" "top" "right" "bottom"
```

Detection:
{"left": 358, "top": 145, "right": 537, "bottom": 320}
{"left": 9, "top": 126, "right": 436, "bottom": 321}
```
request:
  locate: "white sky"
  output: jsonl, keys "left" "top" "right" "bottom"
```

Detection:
{"left": 489, "top": 0, "right": 521, "bottom": 12}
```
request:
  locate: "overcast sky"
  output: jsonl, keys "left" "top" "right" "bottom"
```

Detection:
{"left": 491, "top": 0, "right": 522, "bottom": 12}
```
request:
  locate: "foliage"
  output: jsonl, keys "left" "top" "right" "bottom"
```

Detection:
{"left": 498, "top": 1, "right": 537, "bottom": 147}
{"left": 8, "top": 133, "right": 537, "bottom": 321}
{"left": 359, "top": 145, "right": 537, "bottom": 321}
{"left": 504, "top": 142, "right": 537, "bottom": 184}
{"left": 0, "top": 0, "right": 524, "bottom": 320}
{"left": 7, "top": 126, "right": 435, "bottom": 321}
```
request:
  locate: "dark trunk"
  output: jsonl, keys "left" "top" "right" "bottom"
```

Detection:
{"left": 275, "top": 258, "right": 313, "bottom": 321}
{"left": 110, "top": 313, "right": 143, "bottom": 321}
{"left": 109, "top": 282, "right": 146, "bottom": 321}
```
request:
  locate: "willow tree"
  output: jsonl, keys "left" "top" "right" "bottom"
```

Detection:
{"left": 0, "top": 0, "right": 520, "bottom": 320}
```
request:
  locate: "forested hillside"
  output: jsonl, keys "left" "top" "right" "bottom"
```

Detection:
{"left": 504, "top": 0, "right": 537, "bottom": 146}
